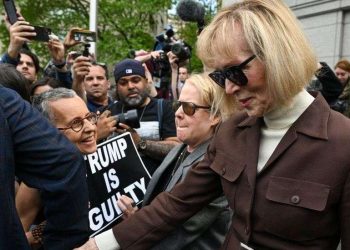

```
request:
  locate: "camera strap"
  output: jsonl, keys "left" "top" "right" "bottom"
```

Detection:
{"left": 157, "top": 99, "right": 164, "bottom": 140}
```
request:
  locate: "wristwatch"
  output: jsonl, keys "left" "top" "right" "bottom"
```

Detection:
{"left": 53, "top": 60, "right": 66, "bottom": 69}
{"left": 138, "top": 139, "right": 147, "bottom": 151}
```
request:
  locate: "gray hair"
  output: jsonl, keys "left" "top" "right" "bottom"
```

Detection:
{"left": 36, "top": 87, "right": 77, "bottom": 123}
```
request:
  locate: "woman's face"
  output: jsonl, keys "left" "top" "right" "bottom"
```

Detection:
{"left": 335, "top": 67, "right": 350, "bottom": 86}
{"left": 175, "top": 82, "right": 219, "bottom": 152}
{"left": 213, "top": 24, "right": 272, "bottom": 117}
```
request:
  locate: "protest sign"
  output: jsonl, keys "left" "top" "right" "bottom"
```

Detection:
{"left": 84, "top": 132, "right": 151, "bottom": 236}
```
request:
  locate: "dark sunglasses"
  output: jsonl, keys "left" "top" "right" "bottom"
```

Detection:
{"left": 58, "top": 112, "right": 98, "bottom": 133}
{"left": 209, "top": 55, "right": 256, "bottom": 88}
{"left": 173, "top": 101, "right": 211, "bottom": 116}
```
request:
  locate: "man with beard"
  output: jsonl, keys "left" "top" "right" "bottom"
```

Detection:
{"left": 109, "top": 59, "right": 179, "bottom": 174}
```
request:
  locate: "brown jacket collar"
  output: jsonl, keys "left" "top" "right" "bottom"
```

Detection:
{"left": 236, "top": 92, "right": 330, "bottom": 140}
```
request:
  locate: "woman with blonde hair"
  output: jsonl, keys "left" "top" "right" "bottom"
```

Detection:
{"left": 76, "top": 1, "right": 350, "bottom": 249}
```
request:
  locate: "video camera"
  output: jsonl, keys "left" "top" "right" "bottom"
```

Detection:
{"left": 152, "top": 26, "right": 192, "bottom": 79}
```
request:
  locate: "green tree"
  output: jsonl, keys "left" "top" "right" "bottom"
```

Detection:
{"left": 0, "top": 0, "right": 172, "bottom": 67}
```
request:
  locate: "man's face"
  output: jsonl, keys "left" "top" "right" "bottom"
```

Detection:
{"left": 116, "top": 75, "right": 148, "bottom": 108}
{"left": 50, "top": 96, "right": 97, "bottom": 154}
{"left": 179, "top": 67, "right": 189, "bottom": 83}
{"left": 84, "top": 65, "right": 110, "bottom": 101}
{"left": 16, "top": 53, "right": 37, "bottom": 83}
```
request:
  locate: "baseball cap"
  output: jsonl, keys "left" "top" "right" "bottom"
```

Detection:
{"left": 114, "top": 59, "right": 145, "bottom": 83}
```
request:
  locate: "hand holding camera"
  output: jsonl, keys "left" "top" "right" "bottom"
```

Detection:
{"left": 3, "top": 0, "right": 52, "bottom": 61}
{"left": 96, "top": 110, "right": 117, "bottom": 141}
{"left": 7, "top": 19, "right": 36, "bottom": 58}
{"left": 47, "top": 39, "right": 65, "bottom": 67}
{"left": 72, "top": 55, "right": 91, "bottom": 80}
{"left": 63, "top": 27, "right": 83, "bottom": 50}
{"left": 167, "top": 51, "right": 179, "bottom": 72}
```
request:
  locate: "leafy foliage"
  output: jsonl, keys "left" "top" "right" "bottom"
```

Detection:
{"left": 0, "top": 0, "right": 171, "bottom": 66}
{"left": 0, "top": 0, "right": 217, "bottom": 73}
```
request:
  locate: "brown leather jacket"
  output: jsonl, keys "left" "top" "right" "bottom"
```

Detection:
{"left": 114, "top": 93, "right": 350, "bottom": 250}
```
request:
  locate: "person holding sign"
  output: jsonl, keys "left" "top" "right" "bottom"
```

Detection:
{"left": 16, "top": 88, "right": 97, "bottom": 247}
{"left": 76, "top": 0, "right": 350, "bottom": 249}
{"left": 116, "top": 73, "right": 235, "bottom": 250}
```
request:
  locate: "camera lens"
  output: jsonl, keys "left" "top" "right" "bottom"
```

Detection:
{"left": 114, "top": 109, "right": 140, "bottom": 129}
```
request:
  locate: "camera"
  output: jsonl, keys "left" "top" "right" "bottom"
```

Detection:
{"left": 73, "top": 30, "right": 97, "bottom": 43}
{"left": 113, "top": 109, "right": 140, "bottom": 129}
{"left": 152, "top": 40, "right": 191, "bottom": 81}
{"left": 171, "top": 42, "right": 191, "bottom": 62}
{"left": 70, "top": 44, "right": 91, "bottom": 61}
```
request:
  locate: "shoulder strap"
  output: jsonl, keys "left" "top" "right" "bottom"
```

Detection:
{"left": 157, "top": 98, "right": 164, "bottom": 140}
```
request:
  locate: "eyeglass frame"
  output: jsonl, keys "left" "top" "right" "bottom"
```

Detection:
{"left": 209, "top": 55, "right": 256, "bottom": 88}
{"left": 173, "top": 100, "right": 211, "bottom": 116}
{"left": 57, "top": 112, "right": 98, "bottom": 133}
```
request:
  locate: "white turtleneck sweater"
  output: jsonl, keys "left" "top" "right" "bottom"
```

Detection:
{"left": 257, "top": 89, "right": 314, "bottom": 172}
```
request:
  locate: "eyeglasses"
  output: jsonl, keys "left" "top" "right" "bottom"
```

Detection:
{"left": 173, "top": 101, "right": 211, "bottom": 116}
{"left": 58, "top": 112, "right": 98, "bottom": 133}
{"left": 117, "top": 76, "right": 143, "bottom": 86}
{"left": 209, "top": 55, "right": 256, "bottom": 88}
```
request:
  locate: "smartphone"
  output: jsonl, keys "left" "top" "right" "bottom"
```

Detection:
{"left": 3, "top": 0, "right": 18, "bottom": 25}
{"left": 73, "top": 30, "right": 96, "bottom": 43}
{"left": 31, "top": 25, "right": 52, "bottom": 42}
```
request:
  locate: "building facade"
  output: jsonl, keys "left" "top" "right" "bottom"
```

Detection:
{"left": 222, "top": 0, "right": 350, "bottom": 66}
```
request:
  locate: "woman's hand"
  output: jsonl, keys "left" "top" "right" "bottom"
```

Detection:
{"left": 117, "top": 195, "right": 138, "bottom": 219}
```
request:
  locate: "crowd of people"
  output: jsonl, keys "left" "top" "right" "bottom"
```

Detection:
{"left": 1, "top": 0, "right": 350, "bottom": 249}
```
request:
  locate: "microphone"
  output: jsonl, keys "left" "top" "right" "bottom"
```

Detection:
{"left": 176, "top": 0, "right": 205, "bottom": 23}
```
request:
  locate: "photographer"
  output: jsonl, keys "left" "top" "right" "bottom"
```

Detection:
{"left": 1, "top": 15, "right": 38, "bottom": 83}
{"left": 43, "top": 27, "right": 84, "bottom": 85}
{"left": 133, "top": 50, "right": 161, "bottom": 98}
{"left": 72, "top": 56, "right": 116, "bottom": 140}
{"left": 168, "top": 51, "right": 190, "bottom": 100}
{"left": 1, "top": 14, "right": 72, "bottom": 87}
{"left": 107, "top": 59, "right": 179, "bottom": 175}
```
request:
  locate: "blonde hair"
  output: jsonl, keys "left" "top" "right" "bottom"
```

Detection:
{"left": 197, "top": 0, "right": 318, "bottom": 107}
{"left": 186, "top": 73, "right": 236, "bottom": 121}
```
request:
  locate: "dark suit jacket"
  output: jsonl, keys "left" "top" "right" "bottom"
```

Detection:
{"left": 0, "top": 87, "right": 89, "bottom": 250}
{"left": 143, "top": 142, "right": 231, "bottom": 250}
{"left": 114, "top": 93, "right": 350, "bottom": 250}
